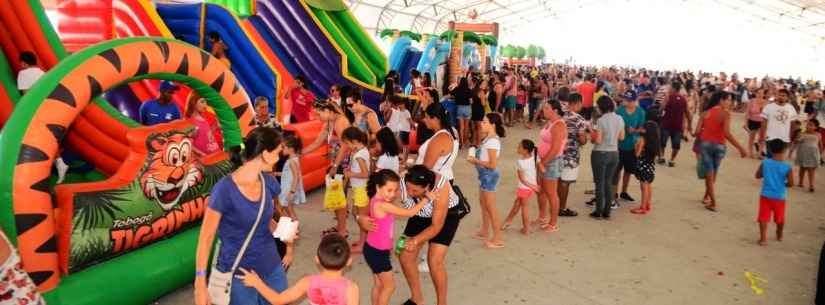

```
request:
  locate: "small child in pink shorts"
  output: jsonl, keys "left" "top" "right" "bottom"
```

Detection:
{"left": 503, "top": 139, "right": 540, "bottom": 235}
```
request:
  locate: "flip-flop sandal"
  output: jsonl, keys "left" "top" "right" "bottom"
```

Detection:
{"left": 705, "top": 205, "right": 718, "bottom": 212}
{"left": 541, "top": 223, "right": 559, "bottom": 232}
{"left": 501, "top": 223, "right": 512, "bottom": 230}
{"left": 630, "top": 208, "right": 647, "bottom": 214}
{"left": 530, "top": 218, "right": 549, "bottom": 226}
{"left": 471, "top": 232, "right": 489, "bottom": 240}
{"left": 484, "top": 241, "right": 505, "bottom": 249}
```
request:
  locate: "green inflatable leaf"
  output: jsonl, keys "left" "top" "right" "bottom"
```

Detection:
{"left": 399, "top": 30, "right": 422, "bottom": 42}
{"left": 304, "top": 0, "right": 348, "bottom": 11}
{"left": 481, "top": 34, "right": 498, "bottom": 46}
{"left": 379, "top": 28, "right": 397, "bottom": 39}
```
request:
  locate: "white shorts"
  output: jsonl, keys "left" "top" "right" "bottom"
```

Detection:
{"left": 560, "top": 165, "right": 579, "bottom": 182}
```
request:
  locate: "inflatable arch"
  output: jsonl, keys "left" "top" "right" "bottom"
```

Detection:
{"left": 0, "top": 37, "right": 254, "bottom": 304}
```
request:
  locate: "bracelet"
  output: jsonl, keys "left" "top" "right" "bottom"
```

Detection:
{"left": 195, "top": 270, "right": 207, "bottom": 277}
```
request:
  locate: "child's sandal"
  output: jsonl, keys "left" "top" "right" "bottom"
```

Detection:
{"left": 501, "top": 222, "right": 512, "bottom": 231}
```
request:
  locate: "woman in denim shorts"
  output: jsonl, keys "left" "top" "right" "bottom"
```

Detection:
{"left": 468, "top": 113, "right": 506, "bottom": 248}
{"left": 693, "top": 91, "right": 746, "bottom": 211}
{"left": 451, "top": 76, "right": 474, "bottom": 148}
{"left": 536, "top": 99, "right": 568, "bottom": 231}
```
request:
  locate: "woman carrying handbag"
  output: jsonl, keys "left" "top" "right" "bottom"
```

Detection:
{"left": 194, "top": 127, "right": 288, "bottom": 305}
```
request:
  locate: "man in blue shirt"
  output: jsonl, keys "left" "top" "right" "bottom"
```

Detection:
{"left": 613, "top": 90, "right": 646, "bottom": 207}
{"left": 139, "top": 81, "right": 181, "bottom": 125}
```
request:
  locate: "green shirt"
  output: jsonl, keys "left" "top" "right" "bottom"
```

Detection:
{"left": 617, "top": 105, "right": 646, "bottom": 151}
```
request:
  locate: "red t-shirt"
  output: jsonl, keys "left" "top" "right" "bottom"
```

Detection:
{"left": 661, "top": 93, "right": 687, "bottom": 131}
{"left": 290, "top": 89, "right": 315, "bottom": 123}
{"left": 577, "top": 82, "right": 596, "bottom": 108}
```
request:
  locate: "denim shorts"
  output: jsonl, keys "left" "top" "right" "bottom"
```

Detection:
{"left": 700, "top": 141, "right": 727, "bottom": 173}
{"left": 542, "top": 157, "right": 563, "bottom": 180}
{"left": 456, "top": 105, "right": 472, "bottom": 119}
{"left": 230, "top": 265, "right": 288, "bottom": 305}
{"left": 661, "top": 129, "right": 683, "bottom": 150}
{"left": 476, "top": 166, "right": 500, "bottom": 192}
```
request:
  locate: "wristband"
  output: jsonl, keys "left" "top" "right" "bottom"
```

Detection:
{"left": 195, "top": 270, "right": 207, "bottom": 277}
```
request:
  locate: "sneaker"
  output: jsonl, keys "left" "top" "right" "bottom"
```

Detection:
{"left": 418, "top": 260, "right": 430, "bottom": 273}
{"left": 667, "top": 161, "right": 675, "bottom": 167}
{"left": 602, "top": 213, "right": 611, "bottom": 220}
{"left": 589, "top": 211, "right": 602, "bottom": 219}
{"left": 619, "top": 192, "right": 635, "bottom": 202}
{"left": 610, "top": 200, "right": 620, "bottom": 210}
{"left": 559, "top": 208, "right": 578, "bottom": 217}
{"left": 55, "top": 157, "right": 69, "bottom": 184}
{"left": 585, "top": 198, "right": 596, "bottom": 206}
{"left": 656, "top": 158, "right": 666, "bottom": 165}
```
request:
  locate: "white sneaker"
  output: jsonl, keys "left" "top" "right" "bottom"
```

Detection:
{"left": 610, "top": 200, "right": 620, "bottom": 210}
{"left": 55, "top": 157, "right": 69, "bottom": 184}
{"left": 418, "top": 260, "right": 430, "bottom": 273}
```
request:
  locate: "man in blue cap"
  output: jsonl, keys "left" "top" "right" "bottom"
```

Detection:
{"left": 139, "top": 80, "right": 181, "bottom": 125}
{"left": 613, "top": 89, "right": 645, "bottom": 207}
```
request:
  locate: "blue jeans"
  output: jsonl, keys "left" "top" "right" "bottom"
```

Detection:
{"left": 700, "top": 141, "right": 726, "bottom": 174}
{"left": 230, "top": 265, "right": 288, "bottom": 305}
{"left": 591, "top": 151, "right": 619, "bottom": 215}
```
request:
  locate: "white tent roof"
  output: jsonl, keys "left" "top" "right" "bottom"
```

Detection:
{"left": 348, "top": 0, "right": 825, "bottom": 79}
{"left": 347, "top": 0, "right": 825, "bottom": 40}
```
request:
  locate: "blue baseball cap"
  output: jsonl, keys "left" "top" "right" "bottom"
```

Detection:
{"left": 621, "top": 89, "right": 638, "bottom": 101}
{"left": 159, "top": 80, "right": 179, "bottom": 92}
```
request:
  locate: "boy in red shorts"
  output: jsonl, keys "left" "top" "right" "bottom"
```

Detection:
{"left": 755, "top": 139, "right": 794, "bottom": 246}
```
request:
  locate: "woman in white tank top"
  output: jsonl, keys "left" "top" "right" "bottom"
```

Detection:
{"left": 415, "top": 103, "right": 459, "bottom": 182}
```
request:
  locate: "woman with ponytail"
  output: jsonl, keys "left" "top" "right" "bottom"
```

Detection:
{"left": 304, "top": 100, "right": 355, "bottom": 236}
{"left": 195, "top": 127, "right": 287, "bottom": 305}
{"left": 415, "top": 102, "right": 459, "bottom": 182}
{"left": 468, "top": 113, "right": 506, "bottom": 248}
{"left": 358, "top": 102, "right": 462, "bottom": 305}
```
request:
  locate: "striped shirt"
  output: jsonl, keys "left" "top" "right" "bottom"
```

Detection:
{"left": 400, "top": 175, "right": 458, "bottom": 218}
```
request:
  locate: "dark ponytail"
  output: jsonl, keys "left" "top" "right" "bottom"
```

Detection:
{"left": 424, "top": 102, "right": 455, "bottom": 138}
{"left": 520, "top": 139, "right": 537, "bottom": 164}
{"left": 230, "top": 127, "right": 282, "bottom": 166}
{"left": 485, "top": 113, "right": 505, "bottom": 137}
{"left": 367, "top": 169, "right": 401, "bottom": 198}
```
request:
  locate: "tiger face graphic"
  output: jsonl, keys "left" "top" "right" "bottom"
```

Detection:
{"left": 140, "top": 132, "right": 204, "bottom": 211}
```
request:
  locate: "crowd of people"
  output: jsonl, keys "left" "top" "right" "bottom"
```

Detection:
{"left": 187, "top": 63, "right": 825, "bottom": 305}
{"left": 3, "top": 48, "right": 825, "bottom": 305}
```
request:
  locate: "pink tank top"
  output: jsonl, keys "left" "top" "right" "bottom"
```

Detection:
{"left": 747, "top": 100, "right": 763, "bottom": 122}
{"left": 537, "top": 119, "right": 567, "bottom": 159}
{"left": 366, "top": 196, "right": 395, "bottom": 250}
{"left": 307, "top": 275, "right": 350, "bottom": 305}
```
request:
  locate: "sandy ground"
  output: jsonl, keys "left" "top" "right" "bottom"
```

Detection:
{"left": 157, "top": 113, "right": 824, "bottom": 305}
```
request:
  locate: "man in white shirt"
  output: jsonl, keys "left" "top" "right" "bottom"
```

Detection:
{"left": 760, "top": 88, "right": 798, "bottom": 155}
{"left": 17, "top": 52, "right": 45, "bottom": 95}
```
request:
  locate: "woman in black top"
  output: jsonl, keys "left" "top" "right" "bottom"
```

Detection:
{"left": 471, "top": 77, "right": 486, "bottom": 146}
{"left": 451, "top": 76, "right": 473, "bottom": 148}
